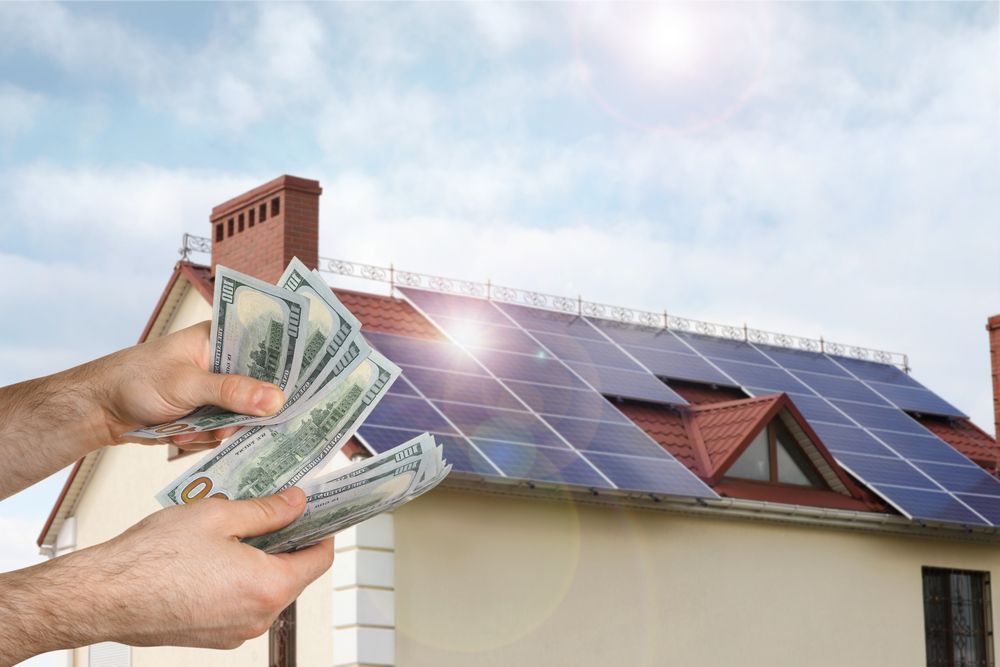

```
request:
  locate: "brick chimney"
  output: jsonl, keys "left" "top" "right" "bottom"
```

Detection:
{"left": 989, "top": 314, "right": 1000, "bottom": 441}
{"left": 210, "top": 175, "right": 322, "bottom": 283}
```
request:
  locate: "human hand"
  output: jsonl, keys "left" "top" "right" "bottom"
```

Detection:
{"left": 91, "top": 320, "right": 286, "bottom": 451}
{"left": 0, "top": 488, "right": 334, "bottom": 659}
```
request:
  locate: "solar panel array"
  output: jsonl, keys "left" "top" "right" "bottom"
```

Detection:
{"left": 350, "top": 286, "right": 997, "bottom": 527}
{"left": 359, "top": 323, "right": 716, "bottom": 499}
{"left": 591, "top": 320, "right": 1000, "bottom": 526}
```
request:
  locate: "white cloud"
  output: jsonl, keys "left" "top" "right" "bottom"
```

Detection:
{"left": 0, "top": 83, "right": 44, "bottom": 145}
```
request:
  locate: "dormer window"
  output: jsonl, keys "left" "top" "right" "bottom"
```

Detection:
{"left": 726, "top": 418, "right": 826, "bottom": 488}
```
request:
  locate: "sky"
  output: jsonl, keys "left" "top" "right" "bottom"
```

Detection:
{"left": 0, "top": 2, "right": 998, "bottom": 662}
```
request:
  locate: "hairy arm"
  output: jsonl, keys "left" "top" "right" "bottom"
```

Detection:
{"left": 0, "top": 489, "right": 333, "bottom": 665}
{"left": 0, "top": 322, "right": 284, "bottom": 500}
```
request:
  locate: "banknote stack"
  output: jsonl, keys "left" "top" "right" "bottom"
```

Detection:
{"left": 127, "top": 258, "right": 451, "bottom": 552}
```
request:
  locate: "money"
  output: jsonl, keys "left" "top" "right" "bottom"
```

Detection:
{"left": 127, "top": 266, "right": 312, "bottom": 438}
{"left": 276, "top": 258, "right": 366, "bottom": 412}
{"left": 157, "top": 352, "right": 401, "bottom": 506}
{"left": 147, "top": 258, "right": 450, "bottom": 548}
{"left": 244, "top": 434, "right": 450, "bottom": 554}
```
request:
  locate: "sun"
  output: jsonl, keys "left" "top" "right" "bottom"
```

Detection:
{"left": 630, "top": 6, "right": 700, "bottom": 78}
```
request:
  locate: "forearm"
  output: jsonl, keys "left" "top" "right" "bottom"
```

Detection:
{"left": 0, "top": 553, "right": 107, "bottom": 665}
{"left": 0, "top": 365, "right": 111, "bottom": 500}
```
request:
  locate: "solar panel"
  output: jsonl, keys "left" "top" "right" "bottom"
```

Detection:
{"left": 394, "top": 287, "right": 997, "bottom": 523}
{"left": 397, "top": 289, "right": 716, "bottom": 499}
{"left": 955, "top": 494, "right": 1000, "bottom": 524}
{"left": 751, "top": 344, "right": 851, "bottom": 377}
{"left": 474, "top": 347, "right": 587, "bottom": 388}
{"left": 563, "top": 361, "right": 688, "bottom": 404}
{"left": 868, "top": 429, "right": 979, "bottom": 466}
{"left": 504, "top": 381, "right": 631, "bottom": 423}
{"left": 494, "top": 302, "right": 606, "bottom": 340}
{"left": 587, "top": 319, "right": 693, "bottom": 354}
{"left": 367, "top": 324, "right": 716, "bottom": 499}
{"left": 834, "top": 452, "right": 939, "bottom": 490}
{"left": 473, "top": 439, "right": 612, "bottom": 488}
{"left": 865, "top": 381, "right": 966, "bottom": 418}
{"left": 717, "top": 360, "right": 815, "bottom": 396}
{"left": 789, "top": 370, "right": 891, "bottom": 406}
{"left": 396, "top": 366, "right": 525, "bottom": 410}
{"left": 830, "top": 355, "right": 923, "bottom": 388}
{"left": 911, "top": 461, "right": 1000, "bottom": 496}
{"left": 828, "top": 400, "right": 928, "bottom": 435}
{"left": 433, "top": 402, "right": 569, "bottom": 450}
{"left": 621, "top": 345, "right": 735, "bottom": 386}
{"left": 358, "top": 425, "right": 498, "bottom": 476}
{"left": 366, "top": 393, "right": 457, "bottom": 434}
{"left": 867, "top": 486, "right": 988, "bottom": 525}
{"left": 674, "top": 331, "right": 776, "bottom": 366}
{"left": 583, "top": 451, "right": 715, "bottom": 496}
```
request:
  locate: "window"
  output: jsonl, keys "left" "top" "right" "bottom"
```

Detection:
{"left": 726, "top": 417, "right": 826, "bottom": 487}
{"left": 923, "top": 567, "right": 994, "bottom": 666}
{"left": 227, "top": 217, "right": 234, "bottom": 237}
{"left": 260, "top": 202, "right": 267, "bottom": 222}
{"left": 215, "top": 222, "right": 224, "bottom": 242}
{"left": 249, "top": 207, "right": 255, "bottom": 227}
{"left": 271, "top": 196, "right": 281, "bottom": 217}
{"left": 238, "top": 212, "right": 245, "bottom": 232}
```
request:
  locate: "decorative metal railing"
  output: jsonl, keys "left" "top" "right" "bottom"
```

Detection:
{"left": 181, "top": 233, "right": 910, "bottom": 371}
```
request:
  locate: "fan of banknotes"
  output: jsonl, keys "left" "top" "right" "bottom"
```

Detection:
{"left": 126, "top": 258, "right": 451, "bottom": 553}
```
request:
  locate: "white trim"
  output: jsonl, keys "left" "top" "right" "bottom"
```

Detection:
{"left": 333, "top": 514, "right": 396, "bottom": 667}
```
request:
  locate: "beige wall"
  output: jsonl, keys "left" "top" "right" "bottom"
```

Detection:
{"left": 394, "top": 488, "right": 1000, "bottom": 667}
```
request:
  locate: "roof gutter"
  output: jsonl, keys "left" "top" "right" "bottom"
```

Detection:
{"left": 441, "top": 475, "right": 1000, "bottom": 544}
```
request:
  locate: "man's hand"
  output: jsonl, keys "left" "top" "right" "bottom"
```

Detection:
{"left": 95, "top": 321, "right": 284, "bottom": 449}
{"left": 0, "top": 321, "right": 284, "bottom": 499}
{"left": 0, "top": 488, "right": 334, "bottom": 664}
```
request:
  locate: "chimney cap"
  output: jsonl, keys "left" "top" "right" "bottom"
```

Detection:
{"left": 210, "top": 175, "right": 322, "bottom": 221}
{"left": 988, "top": 314, "right": 1000, "bottom": 331}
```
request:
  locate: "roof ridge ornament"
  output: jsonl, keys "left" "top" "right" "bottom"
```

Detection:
{"left": 179, "top": 233, "right": 910, "bottom": 372}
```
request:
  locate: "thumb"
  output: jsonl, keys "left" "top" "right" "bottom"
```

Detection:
{"left": 220, "top": 488, "right": 307, "bottom": 538}
{"left": 188, "top": 369, "right": 285, "bottom": 416}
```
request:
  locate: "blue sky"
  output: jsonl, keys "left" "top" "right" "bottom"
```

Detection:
{"left": 0, "top": 3, "right": 998, "bottom": 660}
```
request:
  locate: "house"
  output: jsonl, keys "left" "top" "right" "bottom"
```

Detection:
{"left": 38, "top": 175, "right": 1000, "bottom": 667}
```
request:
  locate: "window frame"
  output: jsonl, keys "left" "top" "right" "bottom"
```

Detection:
{"left": 723, "top": 418, "right": 827, "bottom": 489}
{"left": 923, "top": 566, "right": 995, "bottom": 667}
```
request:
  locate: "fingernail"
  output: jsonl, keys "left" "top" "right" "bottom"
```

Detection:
{"left": 254, "top": 385, "right": 283, "bottom": 413}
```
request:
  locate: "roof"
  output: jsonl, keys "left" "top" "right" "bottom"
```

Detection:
{"left": 38, "top": 260, "right": 999, "bottom": 548}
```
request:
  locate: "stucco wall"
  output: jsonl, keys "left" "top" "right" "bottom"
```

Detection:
{"left": 393, "top": 488, "right": 1000, "bottom": 667}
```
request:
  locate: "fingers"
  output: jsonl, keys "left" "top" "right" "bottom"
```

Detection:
{"left": 169, "top": 426, "right": 240, "bottom": 450}
{"left": 219, "top": 488, "right": 307, "bottom": 538}
{"left": 185, "top": 369, "right": 285, "bottom": 417}
{"left": 273, "top": 539, "right": 335, "bottom": 590}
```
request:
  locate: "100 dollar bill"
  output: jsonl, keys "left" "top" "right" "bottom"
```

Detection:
{"left": 156, "top": 351, "right": 401, "bottom": 506}
{"left": 245, "top": 434, "right": 450, "bottom": 553}
{"left": 127, "top": 266, "right": 311, "bottom": 439}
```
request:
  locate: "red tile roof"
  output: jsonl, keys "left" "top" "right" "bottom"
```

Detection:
{"left": 688, "top": 395, "right": 784, "bottom": 475}
{"left": 332, "top": 288, "right": 445, "bottom": 341}
{"left": 616, "top": 402, "right": 705, "bottom": 475}
{"left": 918, "top": 416, "right": 998, "bottom": 474}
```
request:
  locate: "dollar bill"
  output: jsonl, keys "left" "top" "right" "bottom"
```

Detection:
{"left": 245, "top": 434, "right": 450, "bottom": 554}
{"left": 156, "top": 351, "right": 401, "bottom": 506}
{"left": 277, "top": 258, "right": 365, "bottom": 408}
{"left": 126, "top": 266, "right": 311, "bottom": 439}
